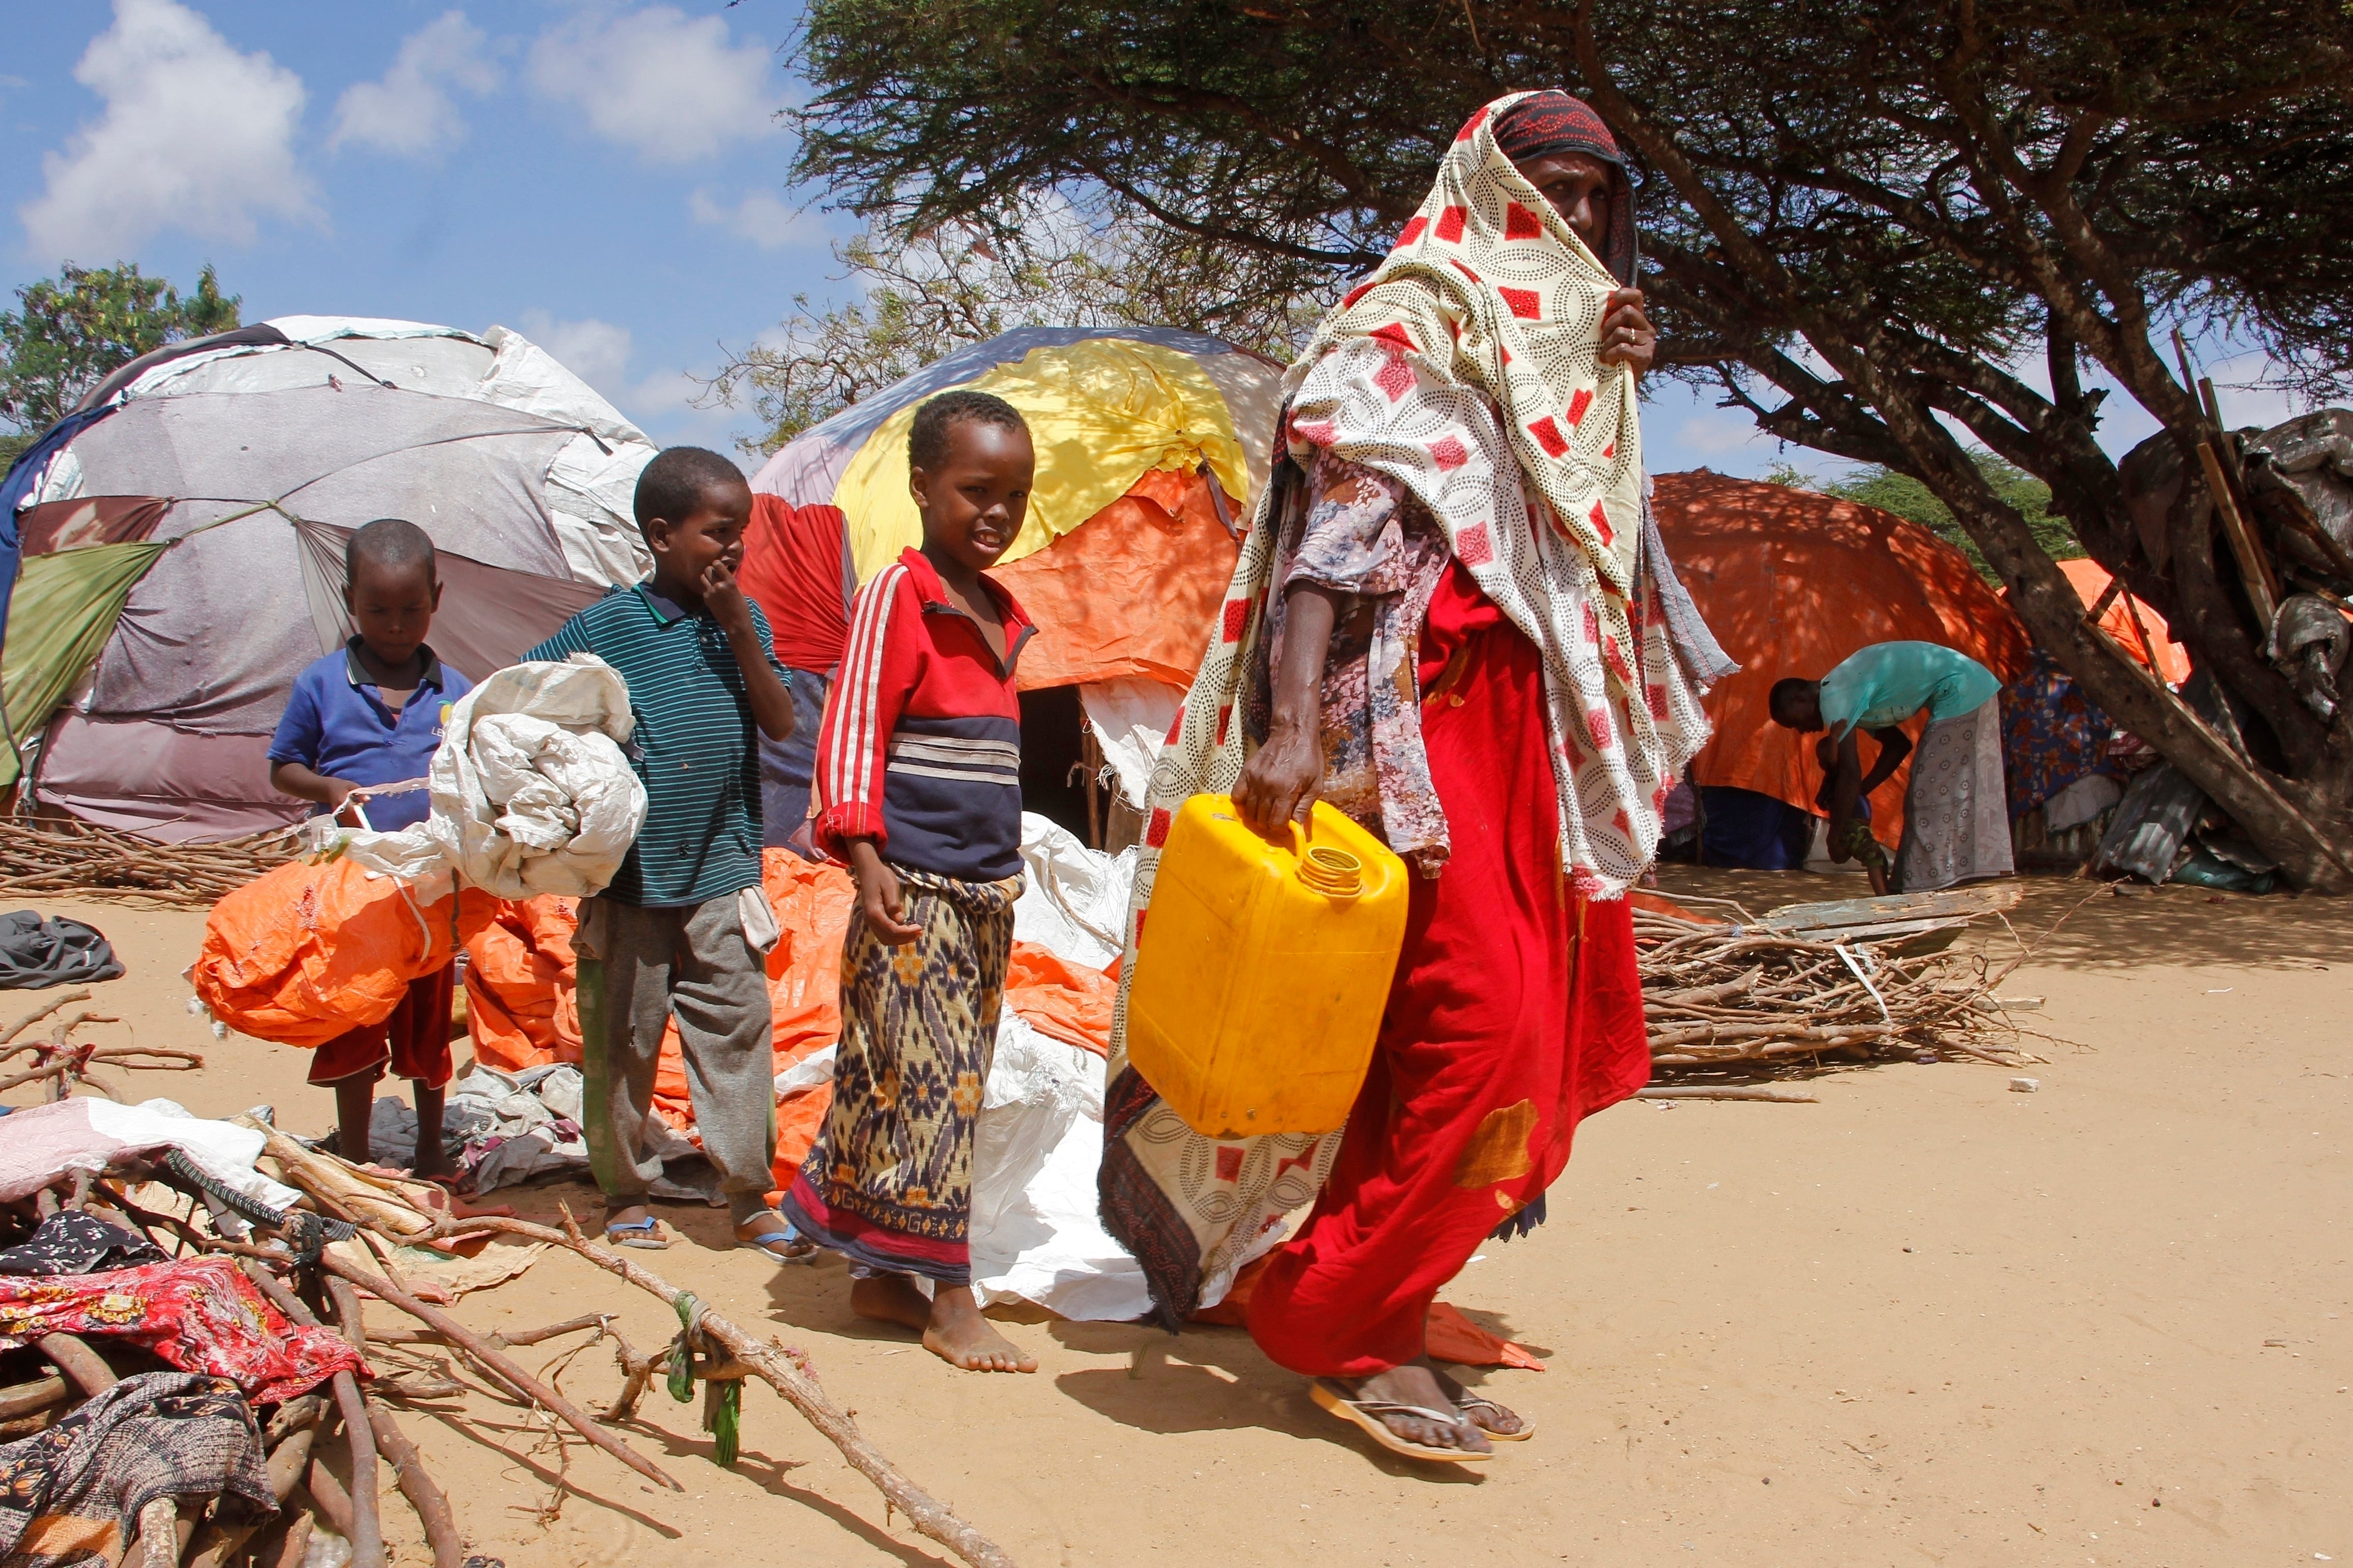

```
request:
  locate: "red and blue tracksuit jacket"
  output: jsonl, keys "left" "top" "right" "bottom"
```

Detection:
{"left": 814, "top": 547, "right": 1034, "bottom": 882}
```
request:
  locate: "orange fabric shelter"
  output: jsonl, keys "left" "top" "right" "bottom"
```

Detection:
{"left": 2047, "top": 558, "right": 2191, "bottom": 685}
{"left": 954, "top": 466, "right": 1237, "bottom": 692}
{"left": 1652, "top": 471, "right": 2033, "bottom": 845}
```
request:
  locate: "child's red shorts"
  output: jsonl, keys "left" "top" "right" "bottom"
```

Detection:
{"left": 308, "top": 965, "right": 456, "bottom": 1089}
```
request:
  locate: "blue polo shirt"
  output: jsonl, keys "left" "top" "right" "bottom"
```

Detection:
{"left": 526, "top": 584, "right": 790, "bottom": 908}
{"left": 267, "top": 640, "right": 471, "bottom": 832}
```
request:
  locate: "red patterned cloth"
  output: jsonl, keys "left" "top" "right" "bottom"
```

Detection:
{"left": 0, "top": 1258, "right": 367, "bottom": 1405}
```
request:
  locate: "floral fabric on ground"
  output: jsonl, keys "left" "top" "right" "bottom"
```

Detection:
{"left": 0, "top": 1258, "right": 366, "bottom": 1405}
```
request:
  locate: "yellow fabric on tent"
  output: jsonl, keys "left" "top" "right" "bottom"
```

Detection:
{"left": 833, "top": 338, "right": 1253, "bottom": 581}
{"left": 0, "top": 541, "right": 169, "bottom": 787}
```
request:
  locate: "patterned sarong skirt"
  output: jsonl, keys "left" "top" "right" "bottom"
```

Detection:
{"left": 781, "top": 867, "right": 1022, "bottom": 1284}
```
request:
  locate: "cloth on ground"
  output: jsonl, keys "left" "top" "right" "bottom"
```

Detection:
{"left": 338, "top": 655, "right": 647, "bottom": 901}
{"left": 0, "top": 1099, "right": 300, "bottom": 1213}
{"left": 0, "top": 1257, "right": 365, "bottom": 1404}
{"left": 1895, "top": 697, "right": 2014, "bottom": 893}
{"left": 0, "top": 1372, "right": 273, "bottom": 1568}
{"left": 386, "top": 1063, "right": 713, "bottom": 1203}
{"left": 0, "top": 912, "right": 124, "bottom": 990}
{"left": 0, "top": 1213, "right": 166, "bottom": 1278}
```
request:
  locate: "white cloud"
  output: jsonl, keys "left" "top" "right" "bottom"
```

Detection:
{"left": 517, "top": 310, "right": 634, "bottom": 396}
{"left": 330, "top": 12, "right": 499, "bottom": 158}
{"left": 689, "top": 188, "right": 827, "bottom": 250}
{"left": 528, "top": 7, "right": 775, "bottom": 164}
{"left": 19, "top": 0, "right": 316, "bottom": 262}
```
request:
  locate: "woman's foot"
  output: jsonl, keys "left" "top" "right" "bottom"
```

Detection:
{"left": 1433, "top": 1367, "right": 1530, "bottom": 1440}
{"left": 1336, "top": 1359, "right": 1492, "bottom": 1455}
{"left": 850, "top": 1274, "right": 1037, "bottom": 1372}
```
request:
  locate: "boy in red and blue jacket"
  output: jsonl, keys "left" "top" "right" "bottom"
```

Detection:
{"left": 784, "top": 390, "right": 1042, "bottom": 1375}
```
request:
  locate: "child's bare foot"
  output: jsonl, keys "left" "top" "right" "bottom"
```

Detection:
{"left": 849, "top": 1275, "right": 1036, "bottom": 1372}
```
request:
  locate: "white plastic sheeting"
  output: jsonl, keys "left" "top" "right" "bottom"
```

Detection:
{"left": 1076, "top": 678, "right": 1182, "bottom": 809}
{"left": 342, "top": 657, "right": 646, "bottom": 900}
{"left": 1011, "top": 812, "right": 1138, "bottom": 970}
{"left": 970, "top": 1014, "right": 1153, "bottom": 1320}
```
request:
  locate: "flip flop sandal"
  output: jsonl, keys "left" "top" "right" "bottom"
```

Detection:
{"left": 735, "top": 1212, "right": 821, "bottom": 1264}
{"left": 1450, "top": 1390, "right": 1536, "bottom": 1441}
{"left": 604, "top": 1216, "right": 670, "bottom": 1250}
{"left": 1310, "top": 1379, "right": 1493, "bottom": 1464}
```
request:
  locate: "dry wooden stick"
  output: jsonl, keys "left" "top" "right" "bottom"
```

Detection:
{"left": 37, "top": 1334, "right": 117, "bottom": 1396}
{"left": 325, "top": 1278, "right": 388, "bottom": 1568}
{"left": 1637, "top": 1085, "right": 1819, "bottom": 1103}
{"left": 0, "top": 1373, "right": 67, "bottom": 1421}
{"left": 466, "top": 1207, "right": 1016, "bottom": 1568}
{"left": 313, "top": 1250, "right": 683, "bottom": 1492}
{"left": 370, "top": 1401, "right": 464, "bottom": 1568}
{"left": 236, "top": 1262, "right": 384, "bottom": 1568}
{"left": 0, "top": 989, "right": 91, "bottom": 1047}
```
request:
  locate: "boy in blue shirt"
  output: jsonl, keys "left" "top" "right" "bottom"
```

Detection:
{"left": 267, "top": 518, "right": 471, "bottom": 1177}
{"left": 526, "top": 447, "right": 804, "bottom": 1258}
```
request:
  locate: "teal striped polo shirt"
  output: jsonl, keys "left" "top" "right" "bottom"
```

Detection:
{"left": 527, "top": 584, "right": 790, "bottom": 907}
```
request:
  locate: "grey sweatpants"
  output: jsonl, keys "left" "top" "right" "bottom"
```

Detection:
{"left": 574, "top": 894, "right": 776, "bottom": 1223}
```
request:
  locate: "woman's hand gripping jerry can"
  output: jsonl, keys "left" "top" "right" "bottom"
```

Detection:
{"left": 1125, "top": 794, "right": 1409, "bottom": 1137}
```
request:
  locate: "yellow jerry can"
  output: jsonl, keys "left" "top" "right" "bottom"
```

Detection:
{"left": 1125, "top": 793, "right": 1410, "bottom": 1138}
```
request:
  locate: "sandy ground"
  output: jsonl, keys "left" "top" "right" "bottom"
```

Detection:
{"left": 9, "top": 870, "right": 2349, "bottom": 1568}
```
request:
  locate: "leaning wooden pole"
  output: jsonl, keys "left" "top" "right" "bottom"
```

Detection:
{"left": 451, "top": 1208, "right": 1017, "bottom": 1568}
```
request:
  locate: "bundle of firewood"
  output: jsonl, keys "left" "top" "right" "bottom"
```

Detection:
{"left": 0, "top": 819, "right": 298, "bottom": 907}
{"left": 1637, "top": 886, "right": 2037, "bottom": 1069}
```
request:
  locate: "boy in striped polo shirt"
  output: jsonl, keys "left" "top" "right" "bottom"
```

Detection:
{"left": 526, "top": 447, "right": 806, "bottom": 1258}
{"left": 783, "top": 391, "right": 1040, "bottom": 1373}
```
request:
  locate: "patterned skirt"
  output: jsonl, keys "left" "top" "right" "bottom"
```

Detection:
{"left": 1895, "top": 698, "right": 2016, "bottom": 893}
{"left": 781, "top": 867, "right": 1023, "bottom": 1284}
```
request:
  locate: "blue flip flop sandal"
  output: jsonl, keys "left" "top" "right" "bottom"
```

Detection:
{"left": 604, "top": 1215, "right": 669, "bottom": 1250}
{"left": 735, "top": 1210, "right": 820, "bottom": 1264}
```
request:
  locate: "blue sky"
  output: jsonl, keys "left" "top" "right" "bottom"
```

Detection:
{"left": 2, "top": 2, "right": 2288, "bottom": 476}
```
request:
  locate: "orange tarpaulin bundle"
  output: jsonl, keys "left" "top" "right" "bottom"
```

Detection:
{"left": 194, "top": 858, "right": 494, "bottom": 1047}
{"left": 464, "top": 896, "right": 583, "bottom": 1071}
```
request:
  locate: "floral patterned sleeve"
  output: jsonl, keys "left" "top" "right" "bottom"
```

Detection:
{"left": 1283, "top": 451, "right": 1421, "bottom": 600}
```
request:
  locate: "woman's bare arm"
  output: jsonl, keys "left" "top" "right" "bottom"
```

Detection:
{"left": 1232, "top": 583, "right": 1342, "bottom": 840}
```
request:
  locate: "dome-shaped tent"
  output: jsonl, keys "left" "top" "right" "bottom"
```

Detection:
{"left": 0, "top": 317, "right": 657, "bottom": 840}
{"left": 1650, "top": 470, "right": 2034, "bottom": 849}
{"left": 740, "top": 328, "right": 1282, "bottom": 842}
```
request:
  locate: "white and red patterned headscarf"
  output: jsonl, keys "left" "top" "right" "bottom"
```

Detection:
{"left": 1139, "top": 89, "right": 1708, "bottom": 900}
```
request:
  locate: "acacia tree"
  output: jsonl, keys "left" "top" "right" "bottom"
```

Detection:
{"left": 0, "top": 263, "right": 240, "bottom": 436}
{"left": 795, "top": 0, "right": 2353, "bottom": 886}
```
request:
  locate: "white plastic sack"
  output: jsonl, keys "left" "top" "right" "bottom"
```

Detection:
{"left": 1011, "top": 813, "right": 1138, "bottom": 972}
{"left": 343, "top": 655, "right": 646, "bottom": 899}
{"left": 968, "top": 1014, "right": 1153, "bottom": 1321}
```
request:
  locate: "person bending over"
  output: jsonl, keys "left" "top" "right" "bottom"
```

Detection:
{"left": 1769, "top": 639, "right": 2014, "bottom": 893}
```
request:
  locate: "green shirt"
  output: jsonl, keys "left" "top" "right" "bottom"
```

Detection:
{"left": 527, "top": 584, "right": 789, "bottom": 907}
{"left": 1819, "top": 641, "right": 2000, "bottom": 736}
